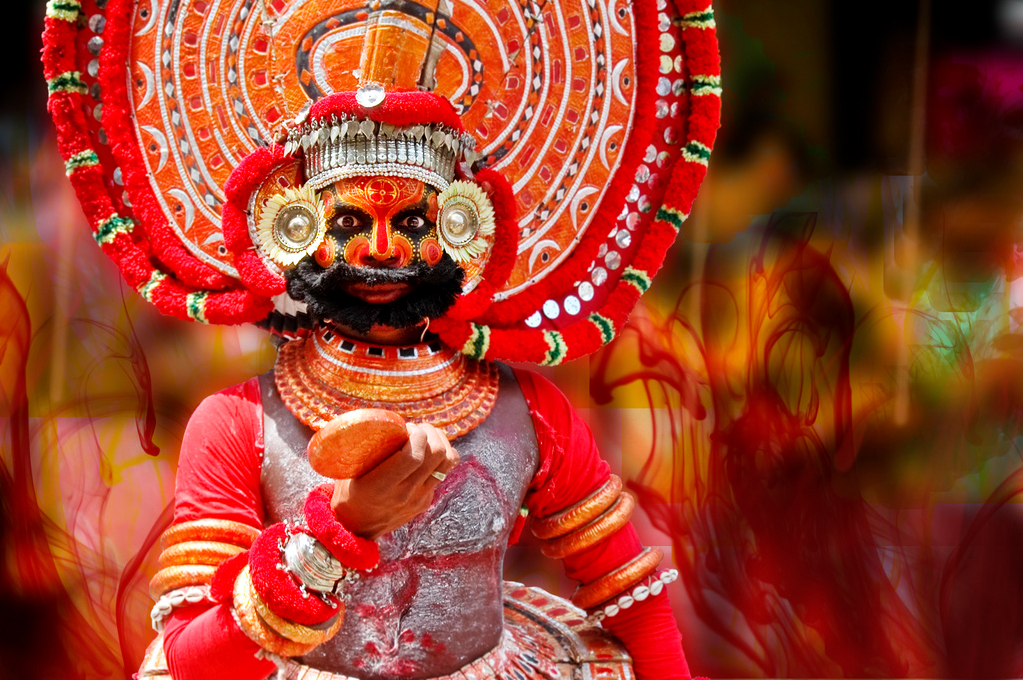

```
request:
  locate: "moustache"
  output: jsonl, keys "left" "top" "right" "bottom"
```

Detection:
{"left": 285, "top": 256, "right": 465, "bottom": 333}
{"left": 305, "top": 258, "right": 448, "bottom": 290}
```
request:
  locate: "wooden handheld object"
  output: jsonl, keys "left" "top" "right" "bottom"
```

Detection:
{"left": 308, "top": 409, "right": 409, "bottom": 479}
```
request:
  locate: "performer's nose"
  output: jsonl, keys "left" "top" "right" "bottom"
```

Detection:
{"left": 367, "top": 219, "right": 396, "bottom": 264}
{"left": 358, "top": 251, "right": 402, "bottom": 268}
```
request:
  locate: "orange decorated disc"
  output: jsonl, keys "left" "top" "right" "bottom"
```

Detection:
{"left": 307, "top": 409, "right": 409, "bottom": 479}
{"left": 45, "top": 0, "right": 719, "bottom": 356}
{"left": 108, "top": 0, "right": 643, "bottom": 285}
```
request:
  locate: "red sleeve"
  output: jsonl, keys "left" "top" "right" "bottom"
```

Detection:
{"left": 514, "top": 369, "right": 692, "bottom": 680}
{"left": 164, "top": 378, "right": 276, "bottom": 680}
{"left": 173, "top": 378, "right": 266, "bottom": 527}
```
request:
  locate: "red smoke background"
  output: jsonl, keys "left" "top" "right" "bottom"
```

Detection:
{"left": 3, "top": 1, "right": 1023, "bottom": 678}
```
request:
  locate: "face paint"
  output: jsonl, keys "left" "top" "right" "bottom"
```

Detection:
{"left": 419, "top": 237, "right": 444, "bottom": 266}
{"left": 287, "top": 176, "right": 464, "bottom": 331}
{"left": 320, "top": 177, "right": 439, "bottom": 268}
{"left": 314, "top": 234, "right": 338, "bottom": 268}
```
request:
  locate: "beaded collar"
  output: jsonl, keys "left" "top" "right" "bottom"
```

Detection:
{"left": 275, "top": 325, "right": 499, "bottom": 439}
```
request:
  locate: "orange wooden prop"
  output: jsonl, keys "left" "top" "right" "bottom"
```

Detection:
{"left": 308, "top": 409, "right": 409, "bottom": 479}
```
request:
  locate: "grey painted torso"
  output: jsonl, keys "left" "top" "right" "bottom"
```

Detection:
{"left": 258, "top": 364, "right": 539, "bottom": 680}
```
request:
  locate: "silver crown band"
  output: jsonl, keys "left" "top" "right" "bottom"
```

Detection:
{"left": 307, "top": 163, "right": 450, "bottom": 192}
{"left": 286, "top": 116, "right": 480, "bottom": 192}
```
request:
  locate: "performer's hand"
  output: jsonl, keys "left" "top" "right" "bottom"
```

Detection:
{"left": 330, "top": 423, "right": 459, "bottom": 540}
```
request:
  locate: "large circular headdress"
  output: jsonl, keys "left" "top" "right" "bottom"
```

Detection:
{"left": 42, "top": 0, "right": 720, "bottom": 365}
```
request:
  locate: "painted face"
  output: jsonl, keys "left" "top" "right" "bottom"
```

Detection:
{"left": 284, "top": 175, "right": 464, "bottom": 332}
{"left": 315, "top": 177, "right": 444, "bottom": 270}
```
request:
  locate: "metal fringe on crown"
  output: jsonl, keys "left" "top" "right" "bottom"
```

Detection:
{"left": 284, "top": 117, "right": 481, "bottom": 191}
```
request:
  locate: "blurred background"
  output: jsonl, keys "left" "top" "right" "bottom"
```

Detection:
{"left": 2, "top": 0, "right": 1023, "bottom": 678}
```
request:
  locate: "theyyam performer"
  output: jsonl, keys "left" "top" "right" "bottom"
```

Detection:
{"left": 41, "top": 0, "right": 720, "bottom": 677}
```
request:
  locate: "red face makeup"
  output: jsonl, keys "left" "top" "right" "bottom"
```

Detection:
{"left": 319, "top": 177, "right": 443, "bottom": 269}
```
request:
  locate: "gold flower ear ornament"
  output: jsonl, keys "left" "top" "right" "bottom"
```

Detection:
{"left": 256, "top": 185, "right": 327, "bottom": 268}
{"left": 436, "top": 181, "right": 496, "bottom": 263}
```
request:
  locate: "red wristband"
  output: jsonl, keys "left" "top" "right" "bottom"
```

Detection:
{"left": 303, "top": 484, "right": 380, "bottom": 571}
{"left": 209, "top": 550, "right": 249, "bottom": 605}
{"left": 247, "top": 522, "right": 340, "bottom": 626}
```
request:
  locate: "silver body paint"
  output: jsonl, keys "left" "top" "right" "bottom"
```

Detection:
{"left": 259, "top": 364, "right": 539, "bottom": 680}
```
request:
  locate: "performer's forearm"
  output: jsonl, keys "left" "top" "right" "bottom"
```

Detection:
{"left": 516, "top": 368, "right": 696, "bottom": 678}
{"left": 163, "top": 605, "right": 276, "bottom": 680}
{"left": 601, "top": 591, "right": 691, "bottom": 680}
{"left": 156, "top": 483, "right": 379, "bottom": 677}
{"left": 223, "top": 489, "right": 379, "bottom": 659}
{"left": 559, "top": 524, "right": 692, "bottom": 679}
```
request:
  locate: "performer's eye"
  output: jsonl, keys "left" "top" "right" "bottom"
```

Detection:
{"left": 399, "top": 215, "right": 428, "bottom": 231}
{"left": 335, "top": 213, "right": 362, "bottom": 230}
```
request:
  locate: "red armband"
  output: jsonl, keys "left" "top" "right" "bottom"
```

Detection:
{"left": 248, "top": 522, "right": 341, "bottom": 625}
{"left": 303, "top": 483, "right": 381, "bottom": 571}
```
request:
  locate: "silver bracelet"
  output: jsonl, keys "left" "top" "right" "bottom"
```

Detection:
{"left": 280, "top": 529, "right": 361, "bottom": 598}
{"left": 588, "top": 569, "right": 679, "bottom": 623}
{"left": 150, "top": 585, "right": 210, "bottom": 631}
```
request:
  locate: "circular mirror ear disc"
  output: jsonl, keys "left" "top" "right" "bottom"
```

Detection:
{"left": 435, "top": 180, "right": 497, "bottom": 264}
{"left": 255, "top": 185, "right": 327, "bottom": 268}
{"left": 440, "top": 202, "right": 480, "bottom": 247}
{"left": 275, "top": 205, "right": 317, "bottom": 247}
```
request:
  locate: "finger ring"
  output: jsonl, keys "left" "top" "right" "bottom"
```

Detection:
{"left": 430, "top": 470, "right": 447, "bottom": 482}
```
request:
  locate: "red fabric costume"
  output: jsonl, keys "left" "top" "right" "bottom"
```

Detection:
{"left": 162, "top": 371, "right": 689, "bottom": 680}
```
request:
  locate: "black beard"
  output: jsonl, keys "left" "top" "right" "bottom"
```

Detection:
{"left": 285, "top": 256, "right": 464, "bottom": 334}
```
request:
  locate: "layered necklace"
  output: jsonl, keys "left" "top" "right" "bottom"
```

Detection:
{"left": 275, "top": 325, "right": 499, "bottom": 439}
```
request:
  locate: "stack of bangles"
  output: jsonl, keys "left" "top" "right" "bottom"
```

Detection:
{"left": 232, "top": 563, "right": 344, "bottom": 657}
{"left": 232, "top": 521, "right": 366, "bottom": 658}
{"left": 150, "top": 519, "right": 261, "bottom": 631}
{"left": 583, "top": 565, "right": 680, "bottom": 623}
{"left": 531, "top": 475, "right": 675, "bottom": 620}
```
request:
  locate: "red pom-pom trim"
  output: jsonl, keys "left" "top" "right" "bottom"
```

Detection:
{"left": 437, "top": 167, "right": 518, "bottom": 322}
{"left": 222, "top": 145, "right": 292, "bottom": 296}
{"left": 303, "top": 485, "right": 381, "bottom": 571}
{"left": 247, "top": 523, "right": 340, "bottom": 626}
{"left": 210, "top": 550, "right": 250, "bottom": 605}
{"left": 472, "top": 168, "right": 518, "bottom": 292}
{"left": 100, "top": 0, "right": 233, "bottom": 290}
{"left": 307, "top": 91, "right": 465, "bottom": 132}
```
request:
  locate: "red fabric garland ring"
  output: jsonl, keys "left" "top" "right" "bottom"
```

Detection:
{"left": 474, "top": 0, "right": 663, "bottom": 328}
{"left": 435, "top": 0, "right": 722, "bottom": 365}
{"left": 210, "top": 550, "right": 250, "bottom": 605}
{"left": 101, "top": 0, "right": 232, "bottom": 290}
{"left": 307, "top": 91, "right": 465, "bottom": 132}
{"left": 303, "top": 484, "right": 381, "bottom": 572}
{"left": 247, "top": 522, "right": 340, "bottom": 626}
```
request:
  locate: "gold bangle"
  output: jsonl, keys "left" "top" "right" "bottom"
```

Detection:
{"left": 247, "top": 573, "right": 344, "bottom": 645}
{"left": 158, "top": 541, "right": 245, "bottom": 569}
{"left": 531, "top": 475, "right": 623, "bottom": 540}
{"left": 161, "top": 519, "right": 261, "bottom": 551}
{"left": 571, "top": 547, "right": 663, "bottom": 609}
{"left": 149, "top": 565, "right": 218, "bottom": 600}
{"left": 233, "top": 566, "right": 318, "bottom": 658}
{"left": 540, "top": 492, "right": 635, "bottom": 559}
